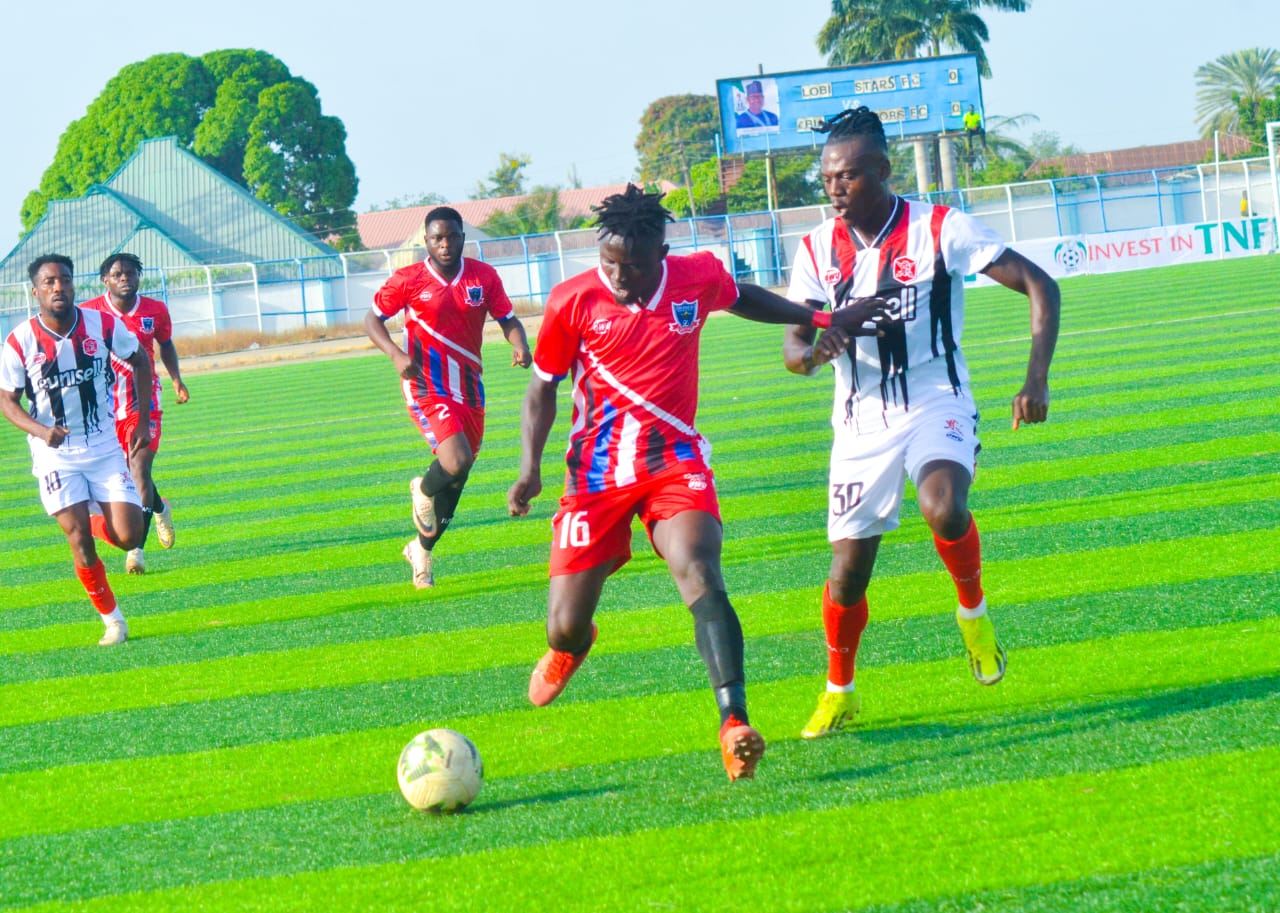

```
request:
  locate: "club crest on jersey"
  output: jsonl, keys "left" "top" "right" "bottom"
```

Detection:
{"left": 943, "top": 418, "right": 965, "bottom": 442}
{"left": 82, "top": 338, "right": 98, "bottom": 356}
{"left": 892, "top": 257, "right": 917, "bottom": 283}
{"left": 141, "top": 317, "right": 155, "bottom": 333}
{"left": 823, "top": 267, "right": 843, "bottom": 285}
{"left": 465, "top": 285, "right": 485, "bottom": 306}
{"left": 684, "top": 472, "right": 709, "bottom": 492}
{"left": 668, "top": 300, "right": 701, "bottom": 335}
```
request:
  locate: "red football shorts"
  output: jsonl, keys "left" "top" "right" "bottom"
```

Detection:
{"left": 549, "top": 461, "right": 722, "bottom": 577}
{"left": 406, "top": 396, "right": 484, "bottom": 454}
{"left": 115, "top": 411, "right": 161, "bottom": 454}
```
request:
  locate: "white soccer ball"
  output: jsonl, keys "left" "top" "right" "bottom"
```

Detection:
{"left": 397, "top": 728, "right": 484, "bottom": 813}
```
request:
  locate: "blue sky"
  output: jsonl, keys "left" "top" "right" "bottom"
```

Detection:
{"left": 2, "top": 0, "right": 1275, "bottom": 245}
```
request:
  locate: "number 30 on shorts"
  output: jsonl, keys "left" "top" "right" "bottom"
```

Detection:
{"left": 557, "top": 510, "right": 591, "bottom": 548}
{"left": 830, "top": 481, "right": 863, "bottom": 516}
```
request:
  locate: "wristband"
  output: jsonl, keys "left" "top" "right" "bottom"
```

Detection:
{"left": 811, "top": 309, "right": 832, "bottom": 329}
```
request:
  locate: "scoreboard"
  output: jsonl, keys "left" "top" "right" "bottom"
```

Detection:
{"left": 717, "top": 55, "right": 984, "bottom": 155}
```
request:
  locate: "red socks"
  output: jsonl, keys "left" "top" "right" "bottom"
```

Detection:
{"left": 75, "top": 559, "right": 117, "bottom": 615}
{"left": 934, "top": 513, "right": 985, "bottom": 609}
{"left": 821, "top": 582, "right": 869, "bottom": 687}
{"left": 89, "top": 514, "right": 121, "bottom": 549}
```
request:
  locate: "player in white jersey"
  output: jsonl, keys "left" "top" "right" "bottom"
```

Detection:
{"left": 783, "top": 107, "right": 1060, "bottom": 738}
{"left": 0, "top": 255, "right": 156, "bottom": 646}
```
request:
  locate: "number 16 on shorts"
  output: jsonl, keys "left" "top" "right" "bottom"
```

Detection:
{"left": 557, "top": 510, "right": 591, "bottom": 548}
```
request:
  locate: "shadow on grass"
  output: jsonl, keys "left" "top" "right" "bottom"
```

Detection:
{"left": 815, "top": 673, "right": 1280, "bottom": 784}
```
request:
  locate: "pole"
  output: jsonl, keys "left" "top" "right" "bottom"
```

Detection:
{"left": 1268, "top": 121, "right": 1280, "bottom": 253}
{"left": 1214, "top": 130, "right": 1223, "bottom": 260}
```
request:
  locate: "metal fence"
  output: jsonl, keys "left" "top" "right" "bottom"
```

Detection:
{"left": 1, "top": 155, "right": 1274, "bottom": 340}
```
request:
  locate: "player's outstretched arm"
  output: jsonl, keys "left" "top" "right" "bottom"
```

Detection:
{"left": 732, "top": 283, "right": 887, "bottom": 333}
{"left": 508, "top": 374, "right": 559, "bottom": 517}
{"left": 982, "top": 249, "right": 1061, "bottom": 430}
{"left": 364, "top": 309, "right": 418, "bottom": 380}
{"left": 158, "top": 339, "right": 189, "bottom": 403}
{"left": 500, "top": 316, "right": 533, "bottom": 368}
{"left": 784, "top": 301, "right": 852, "bottom": 376}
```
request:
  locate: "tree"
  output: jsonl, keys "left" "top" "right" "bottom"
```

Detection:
{"left": 1195, "top": 47, "right": 1280, "bottom": 138}
{"left": 1235, "top": 84, "right": 1280, "bottom": 151}
{"left": 472, "top": 153, "right": 530, "bottom": 199}
{"left": 817, "top": 0, "right": 1028, "bottom": 78}
{"left": 635, "top": 95, "right": 721, "bottom": 185}
{"left": 664, "top": 153, "right": 823, "bottom": 217}
{"left": 480, "top": 187, "right": 590, "bottom": 237}
{"left": 242, "top": 79, "right": 359, "bottom": 243}
{"left": 20, "top": 50, "right": 358, "bottom": 243}
{"left": 367, "top": 192, "right": 448, "bottom": 212}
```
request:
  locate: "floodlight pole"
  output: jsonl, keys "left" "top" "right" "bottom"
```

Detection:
{"left": 1268, "top": 121, "right": 1280, "bottom": 252}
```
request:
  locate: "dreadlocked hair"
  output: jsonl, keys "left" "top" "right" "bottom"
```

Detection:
{"left": 99, "top": 252, "right": 143, "bottom": 279}
{"left": 592, "top": 183, "right": 672, "bottom": 249}
{"left": 816, "top": 106, "right": 888, "bottom": 151}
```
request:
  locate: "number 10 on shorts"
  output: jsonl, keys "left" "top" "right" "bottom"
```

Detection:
{"left": 558, "top": 510, "right": 592, "bottom": 548}
{"left": 830, "top": 482, "right": 863, "bottom": 516}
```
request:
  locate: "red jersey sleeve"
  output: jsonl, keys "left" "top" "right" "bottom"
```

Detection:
{"left": 152, "top": 301, "right": 174, "bottom": 345}
{"left": 697, "top": 252, "right": 740, "bottom": 313}
{"left": 373, "top": 270, "right": 410, "bottom": 320}
{"left": 484, "top": 270, "right": 515, "bottom": 322}
{"left": 532, "top": 287, "right": 580, "bottom": 381}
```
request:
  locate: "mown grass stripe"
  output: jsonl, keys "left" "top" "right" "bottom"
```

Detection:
{"left": 0, "top": 614, "right": 1274, "bottom": 840}
{"left": 5, "top": 745, "right": 1276, "bottom": 912}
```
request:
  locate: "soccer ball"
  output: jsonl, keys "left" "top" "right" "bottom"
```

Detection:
{"left": 396, "top": 728, "right": 484, "bottom": 813}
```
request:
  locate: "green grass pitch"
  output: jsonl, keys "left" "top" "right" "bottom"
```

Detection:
{"left": 1, "top": 256, "right": 1277, "bottom": 912}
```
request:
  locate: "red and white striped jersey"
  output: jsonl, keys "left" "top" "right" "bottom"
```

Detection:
{"left": 788, "top": 199, "right": 1004, "bottom": 434}
{"left": 82, "top": 294, "right": 171, "bottom": 419}
{"left": 534, "top": 251, "right": 739, "bottom": 495}
{"left": 0, "top": 307, "right": 140, "bottom": 455}
{"left": 372, "top": 258, "right": 515, "bottom": 408}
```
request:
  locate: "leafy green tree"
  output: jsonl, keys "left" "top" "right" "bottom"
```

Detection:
{"left": 472, "top": 154, "right": 531, "bottom": 199}
{"left": 817, "top": 0, "right": 1028, "bottom": 78}
{"left": 635, "top": 95, "right": 720, "bottom": 185}
{"left": 242, "top": 79, "right": 358, "bottom": 242}
{"left": 20, "top": 49, "right": 358, "bottom": 243}
{"left": 1234, "top": 83, "right": 1280, "bottom": 151}
{"left": 480, "top": 187, "right": 590, "bottom": 237}
{"left": 367, "top": 192, "right": 448, "bottom": 212}
{"left": 193, "top": 50, "right": 292, "bottom": 179}
{"left": 1195, "top": 47, "right": 1280, "bottom": 138}
{"left": 22, "top": 53, "right": 215, "bottom": 229}
{"left": 664, "top": 154, "right": 822, "bottom": 217}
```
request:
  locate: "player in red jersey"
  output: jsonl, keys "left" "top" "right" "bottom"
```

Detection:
{"left": 367, "top": 207, "right": 531, "bottom": 588}
{"left": 507, "top": 185, "right": 887, "bottom": 781}
{"left": 1, "top": 255, "right": 154, "bottom": 645}
{"left": 84, "top": 253, "right": 189, "bottom": 575}
{"left": 783, "top": 108, "right": 1060, "bottom": 738}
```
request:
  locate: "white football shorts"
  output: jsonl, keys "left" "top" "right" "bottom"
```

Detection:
{"left": 827, "top": 396, "right": 980, "bottom": 541}
{"left": 31, "top": 443, "right": 141, "bottom": 516}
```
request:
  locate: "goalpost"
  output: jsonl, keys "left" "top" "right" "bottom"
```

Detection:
{"left": 1268, "top": 121, "right": 1280, "bottom": 252}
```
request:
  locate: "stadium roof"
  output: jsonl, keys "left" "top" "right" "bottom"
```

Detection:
{"left": 0, "top": 136, "right": 334, "bottom": 285}
{"left": 1026, "top": 135, "right": 1255, "bottom": 178}
{"left": 357, "top": 181, "right": 679, "bottom": 250}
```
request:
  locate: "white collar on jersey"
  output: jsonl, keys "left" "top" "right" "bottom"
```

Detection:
{"left": 102, "top": 293, "right": 138, "bottom": 317}
{"left": 423, "top": 257, "right": 468, "bottom": 286}
{"left": 596, "top": 259, "right": 670, "bottom": 313}
{"left": 36, "top": 307, "right": 80, "bottom": 340}
{"left": 851, "top": 195, "right": 902, "bottom": 250}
